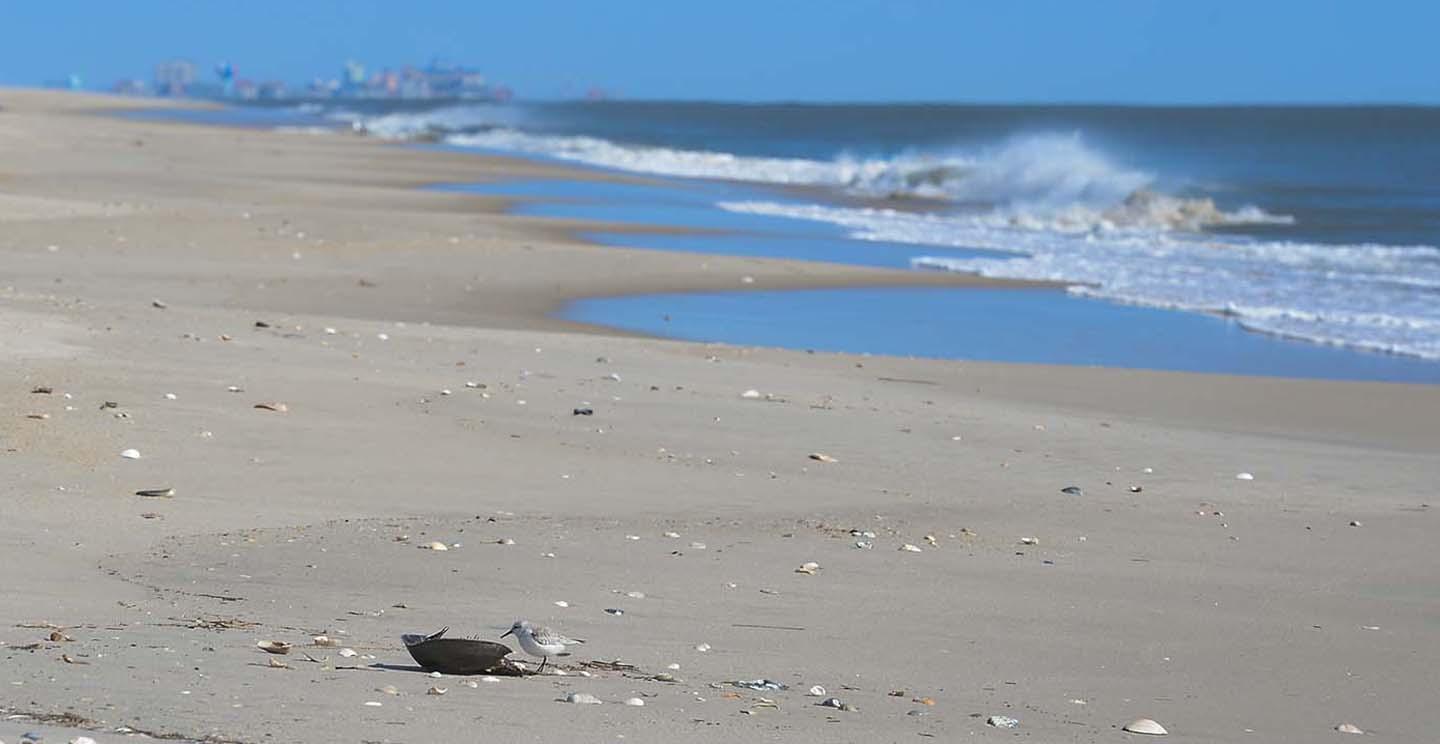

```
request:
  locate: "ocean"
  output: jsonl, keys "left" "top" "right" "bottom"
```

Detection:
{"left": 343, "top": 102, "right": 1440, "bottom": 366}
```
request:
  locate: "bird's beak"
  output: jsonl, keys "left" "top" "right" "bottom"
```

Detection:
{"left": 500, "top": 629, "right": 513, "bottom": 638}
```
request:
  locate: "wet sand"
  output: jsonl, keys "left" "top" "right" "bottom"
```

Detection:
{"left": 2, "top": 89, "right": 1438, "bottom": 743}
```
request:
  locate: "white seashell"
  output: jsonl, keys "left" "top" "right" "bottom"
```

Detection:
{"left": 987, "top": 715, "right": 1019, "bottom": 728}
{"left": 338, "top": 647, "right": 358, "bottom": 658}
{"left": 255, "top": 640, "right": 292, "bottom": 655}
{"left": 71, "top": 737, "right": 98, "bottom": 744}
{"left": 164, "top": 393, "right": 177, "bottom": 400}
{"left": 694, "top": 643, "right": 711, "bottom": 652}
{"left": 423, "top": 541, "right": 449, "bottom": 551}
{"left": 1335, "top": 723, "right": 1364, "bottom": 734}
{"left": 119, "top": 448, "right": 142, "bottom": 460}
{"left": 808, "top": 452, "right": 838, "bottom": 463}
{"left": 795, "top": 562, "right": 820, "bottom": 575}
{"left": 480, "top": 676, "right": 500, "bottom": 683}
{"left": 808, "top": 685, "right": 826, "bottom": 696}
{"left": 855, "top": 540, "right": 873, "bottom": 549}
{"left": 667, "top": 663, "right": 681, "bottom": 670}
{"left": 363, "top": 701, "right": 382, "bottom": 707}
{"left": 554, "top": 601, "right": 569, "bottom": 608}
{"left": 624, "top": 697, "right": 645, "bottom": 706}
{"left": 625, "top": 591, "right": 646, "bottom": 599}
{"left": 1020, "top": 537, "right": 1039, "bottom": 545}
{"left": 312, "top": 635, "right": 340, "bottom": 647}
{"left": 663, "top": 531, "right": 680, "bottom": 538}
{"left": 463, "top": 680, "right": 480, "bottom": 688}
{"left": 1235, "top": 472, "right": 1254, "bottom": 481}
{"left": 566, "top": 692, "right": 603, "bottom": 704}
{"left": 497, "top": 538, "right": 515, "bottom": 545}
{"left": 689, "top": 542, "right": 707, "bottom": 550}
{"left": 900, "top": 543, "right": 923, "bottom": 553}
{"left": 1122, "top": 718, "right": 1168, "bottom": 735}
{"left": 429, "top": 671, "right": 442, "bottom": 678}
{"left": 740, "top": 389, "right": 763, "bottom": 399}
{"left": 379, "top": 685, "right": 400, "bottom": 696}
{"left": 427, "top": 686, "right": 447, "bottom": 695}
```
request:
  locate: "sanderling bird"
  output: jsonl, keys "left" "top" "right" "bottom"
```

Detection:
{"left": 501, "top": 619, "right": 583, "bottom": 673}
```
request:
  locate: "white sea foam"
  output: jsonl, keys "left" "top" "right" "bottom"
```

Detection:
{"left": 720, "top": 200, "right": 1440, "bottom": 360}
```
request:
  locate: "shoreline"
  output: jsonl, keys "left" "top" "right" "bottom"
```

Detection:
{"left": 3, "top": 88, "right": 1438, "bottom": 744}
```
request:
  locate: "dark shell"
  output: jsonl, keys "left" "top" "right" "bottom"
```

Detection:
{"left": 405, "top": 637, "right": 522, "bottom": 675}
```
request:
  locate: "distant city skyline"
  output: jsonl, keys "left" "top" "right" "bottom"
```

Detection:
{"left": 3, "top": 0, "right": 1439, "bottom": 103}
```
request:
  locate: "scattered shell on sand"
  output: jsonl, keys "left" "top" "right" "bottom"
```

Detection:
{"left": 497, "top": 538, "right": 516, "bottom": 545}
{"left": 338, "top": 648, "right": 358, "bottom": 658}
{"left": 70, "top": 737, "right": 98, "bottom": 744}
{"left": 624, "top": 697, "right": 645, "bottom": 706}
{"left": 363, "top": 701, "right": 382, "bottom": 707}
{"left": 565, "top": 692, "right": 603, "bottom": 704}
{"left": 1019, "top": 537, "right": 1039, "bottom": 545}
{"left": 604, "top": 608, "right": 624, "bottom": 616}
{"left": 1122, "top": 718, "right": 1168, "bottom": 735}
{"left": 119, "top": 448, "right": 142, "bottom": 460}
{"left": 427, "top": 686, "right": 448, "bottom": 696}
{"left": 1349, "top": 520, "right": 1362, "bottom": 527}
{"left": 1235, "top": 472, "right": 1255, "bottom": 481}
{"left": 135, "top": 488, "right": 174, "bottom": 498}
{"left": 987, "top": 715, "right": 1019, "bottom": 728}
{"left": 1061, "top": 486, "right": 1084, "bottom": 495}
{"left": 740, "top": 389, "right": 763, "bottom": 399}
{"left": 254, "top": 402, "right": 289, "bottom": 413}
{"left": 267, "top": 658, "right": 289, "bottom": 669}
{"left": 795, "top": 562, "right": 820, "bottom": 575}
{"left": 808, "top": 685, "right": 827, "bottom": 696}
{"left": 900, "top": 544, "right": 923, "bottom": 553}
{"left": 694, "top": 643, "right": 711, "bottom": 652}
{"left": 663, "top": 531, "right": 681, "bottom": 538}
{"left": 379, "top": 685, "right": 400, "bottom": 696}
{"left": 1335, "top": 723, "right": 1364, "bottom": 734}
{"left": 808, "top": 453, "right": 838, "bottom": 463}
{"left": 312, "top": 635, "right": 339, "bottom": 647}
{"left": 256, "top": 640, "right": 292, "bottom": 655}
{"left": 422, "top": 541, "right": 450, "bottom": 551}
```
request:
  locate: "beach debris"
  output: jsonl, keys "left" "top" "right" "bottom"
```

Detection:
{"left": 808, "top": 452, "right": 838, "bottom": 463}
{"left": 1061, "top": 486, "right": 1084, "bottom": 495}
{"left": 312, "top": 635, "right": 340, "bottom": 647}
{"left": 363, "top": 701, "right": 382, "bottom": 707}
{"left": 740, "top": 389, "right": 763, "bottom": 399}
{"left": 379, "top": 685, "right": 400, "bottom": 696}
{"left": 818, "top": 697, "right": 856, "bottom": 711}
{"left": 338, "top": 648, "right": 358, "bottom": 658}
{"left": 151, "top": 299, "right": 168, "bottom": 309}
{"left": 403, "top": 629, "right": 521, "bottom": 676}
{"left": 164, "top": 393, "right": 177, "bottom": 400}
{"left": 1129, "top": 485, "right": 1144, "bottom": 493}
{"left": 795, "top": 561, "right": 820, "bottom": 575}
{"left": 427, "top": 686, "right": 448, "bottom": 696}
{"left": 49, "top": 630, "right": 72, "bottom": 642}
{"left": 924, "top": 534, "right": 938, "bottom": 546}
{"left": 572, "top": 407, "right": 594, "bottom": 416}
{"left": 1348, "top": 520, "right": 1362, "bottom": 527}
{"left": 70, "top": 738, "right": 98, "bottom": 744}
{"left": 1235, "top": 472, "right": 1255, "bottom": 481}
{"left": 604, "top": 608, "right": 624, "bottom": 616}
{"left": 422, "top": 541, "right": 450, "bottom": 551}
{"left": 31, "top": 386, "right": 54, "bottom": 394}
{"left": 1335, "top": 723, "right": 1364, "bottom": 734}
{"left": 900, "top": 543, "right": 923, "bottom": 553}
{"left": 855, "top": 540, "right": 873, "bottom": 549}
{"left": 1019, "top": 537, "right": 1039, "bottom": 545}
{"left": 694, "top": 643, "right": 711, "bottom": 652}
{"left": 1122, "top": 718, "right": 1168, "bottom": 735}
{"left": 603, "top": 373, "right": 622, "bottom": 382}
{"left": 987, "top": 715, "right": 1019, "bottom": 729}
{"left": 256, "top": 640, "right": 292, "bottom": 655}
{"left": 624, "top": 697, "right": 645, "bottom": 706}
{"left": 808, "top": 685, "right": 827, "bottom": 697}
{"left": 734, "top": 679, "right": 787, "bottom": 691}
{"left": 554, "top": 601, "right": 570, "bottom": 608}
{"left": 119, "top": 448, "right": 142, "bottom": 460}
{"left": 226, "top": 385, "right": 243, "bottom": 393}
{"left": 25, "top": 413, "right": 50, "bottom": 420}
{"left": 253, "top": 402, "right": 288, "bottom": 413}
{"left": 496, "top": 537, "right": 516, "bottom": 545}
{"left": 266, "top": 657, "right": 289, "bottom": 669}
{"left": 135, "top": 488, "right": 174, "bottom": 499}
{"left": 565, "top": 692, "right": 603, "bottom": 705}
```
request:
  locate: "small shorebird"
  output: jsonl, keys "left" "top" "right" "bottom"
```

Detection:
{"left": 501, "top": 619, "right": 583, "bottom": 673}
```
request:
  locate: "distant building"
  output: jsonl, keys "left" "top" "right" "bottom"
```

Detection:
{"left": 153, "top": 59, "right": 197, "bottom": 96}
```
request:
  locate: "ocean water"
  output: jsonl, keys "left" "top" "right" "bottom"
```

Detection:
{"left": 349, "top": 102, "right": 1440, "bottom": 364}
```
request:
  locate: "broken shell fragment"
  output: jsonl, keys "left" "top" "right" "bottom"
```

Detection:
{"left": 1335, "top": 723, "right": 1364, "bottom": 734}
{"left": 338, "top": 648, "right": 358, "bottom": 658}
{"left": 795, "top": 562, "right": 820, "bottom": 575}
{"left": 1235, "top": 472, "right": 1255, "bottom": 481}
{"left": 1060, "top": 486, "right": 1084, "bottom": 495}
{"left": 135, "top": 488, "right": 175, "bottom": 498}
{"left": 254, "top": 402, "right": 288, "bottom": 413}
{"left": 312, "top": 635, "right": 340, "bottom": 647}
{"left": 808, "top": 453, "right": 838, "bottom": 463}
{"left": 427, "top": 686, "right": 448, "bottom": 696}
{"left": 1122, "top": 718, "right": 1168, "bottom": 735}
{"left": 624, "top": 697, "right": 645, "bottom": 706}
{"left": 987, "top": 715, "right": 1019, "bottom": 728}
{"left": 119, "top": 448, "right": 142, "bottom": 460}
{"left": 422, "top": 541, "right": 450, "bottom": 551}
{"left": 256, "top": 640, "right": 292, "bottom": 655}
{"left": 808, "top": 685, "right": 826, "bottom": 696}
{"left": 565, "top": 692, "right": 603, "bottom": 704}
{"left": 900, "top": 544, "right": 922, "bottom": 553}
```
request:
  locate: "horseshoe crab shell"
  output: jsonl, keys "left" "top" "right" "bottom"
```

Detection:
{"left": 402, "top": 627, "right": 522, "bottom": 676}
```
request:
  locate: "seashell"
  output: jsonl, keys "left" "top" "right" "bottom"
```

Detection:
{"left": 795, "top": 562, "right": 820, "bottom": 575}
{"left": 1122, "top": 718, "right": 1168, "bottom": 735}
{"left": 855, "top": 540, "right": 873, "bottom": 549}
{"left": 625, "top": 591, "right": 646, "bottom": 599}
{"left": 554, "top": 600, "right": 569, "bottom": 608}
{"left": 25, "top": 413, "right": 49, "bottom": 420}
{"left": 900, "top": 544, "right": 922, "bottom": 553}
{"left": 379, "top": 685, "right": 400, "bottom": 696}
{"left": 338, "top": 647, "right": 358, "bottom": 658}
{"left": 312, "top": 635, "right": 339, "bottom": 647}
{"left": 1335, "top": 723, "right": 1364, "bottom": 734}
{"left": 808, "top": 452, "right": 838, "bottom": 463}
{"left": 604, "top": 608, "right": 624, "bottom": 615}
{"left": 808, "top": 685, "right": 826, "bottom": 696}
{"left": 226, "top": 385, "right": 243, "bottom": 393}
{"left": 151, "top": 299, "right": 168, "bottom": 309}
{"left": 914, "top": 697, "right": 936, "bottom": 706}
{"left": 1348, "top": 520, "right": 1362, "bottom": 527}
{"left": 119, "top": 448, "right": 142, "bottom": 460}
{"left": 422, "top": 541, "right": 449, "bottom": 551}
{"left": 253, "top": 402, "right": 288, "bottom": 413}
{"left": 667, "top": 663, "right": 681, "bottom": 670}
{"left": 924, "top": 534, "right": 938, "bottom": 545}
{"left": 267, "top": 657, "right": 288, "bottom": 669}
{"left": 1061, "top": 486, "right": 1084, "bottom": 495}
{"left": 987, "top": 715, "right": 1019, "bottom": 728}
{"left": 689, "top": 541, "right": 707, "bottom": 550}
{"left": 565, "top": 692, "right": 603, "bottom": 704}
{"left": 1129, "top": 485, "right": 1143, "bottom": 493}
{"left": 363, "top": 701, "right": 382, "bottom": 707}
{"left": 496, "top": 538, "right": 515, "bottom": 545}
{"left": 624, "top": 697, "right": 645, "bottom": 706}
{"left": 1019, "top": 537, "right": 1039, "bottom": 545}
{"left": 256, "top": 640, "right": 292, "bottom": 655}
{"left": 427, "top": 686, "right": 447, "bottom": 695}
{"left": 463, "top": 680, "right": 480, "bottom": 688}
{"left": 694, "top": 643, "right": 711, "bottom": 652}
{"left": 1235, "top": 472, "right": 1254, "bottom": 481}
{"left": 663, "top": 531, "right": 681, "bottom": 538}
{"left": 818, "top": 697, "right": 844, "bottom": 709}
{"left": 652, "top": 673, "right": 675, "bottom": 682}
{"left": 135, "top": 488, "right": 174, "bottom": 498}
{"left": 70, "top": 737, "right": 98, "bottom": 744}
{"left": 50, "top": 630, "right": 72, "bottom": 642}
{"left": 740, "top": 389, "right": 763, "bottom": 399}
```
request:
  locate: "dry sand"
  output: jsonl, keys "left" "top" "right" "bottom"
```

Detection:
{"left": 1, "top": 89, "right": 1437, "bottom": 743}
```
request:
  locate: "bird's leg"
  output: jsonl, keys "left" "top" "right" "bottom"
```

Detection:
{"left": 536, "top": 657, "right": 548, "bottom": 674}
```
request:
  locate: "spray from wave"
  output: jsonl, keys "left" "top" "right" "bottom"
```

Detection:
{"left": 344, "top": 106, "right": 1288, "bottom": 232}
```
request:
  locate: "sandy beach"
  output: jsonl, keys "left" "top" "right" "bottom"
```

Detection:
{"left": 2, "top": 89, "right": 1438, "bottom": 743}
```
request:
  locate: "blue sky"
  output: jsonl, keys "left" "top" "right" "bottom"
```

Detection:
{"left": 3, "top": 0, "right": 1437, "bottom": 102}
